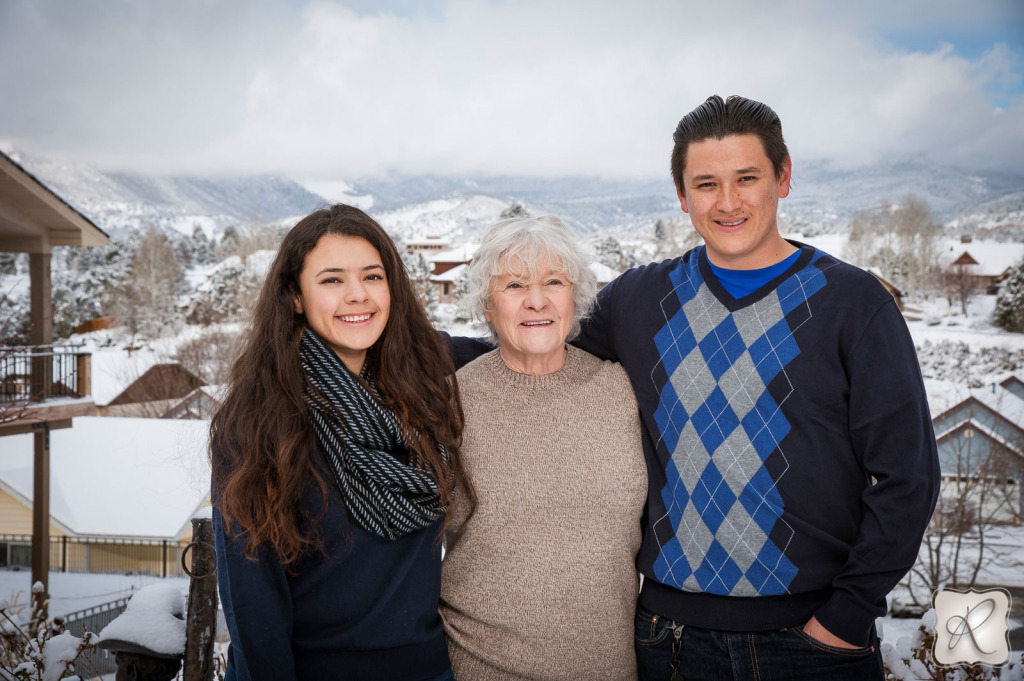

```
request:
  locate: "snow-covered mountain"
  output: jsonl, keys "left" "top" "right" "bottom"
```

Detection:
{"left": 0, "top": 146, "right": 326, "bottom": 237}
{"left": 4, "top": 145, "right": 1023, "bottom": 242}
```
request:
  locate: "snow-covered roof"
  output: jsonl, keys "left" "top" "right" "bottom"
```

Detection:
{"left": 430, "top": 243, "right": 479, "bottom": 263}
{"left": 972, "top": 382, "right": 1024, "bottom": 435}
{"left": 431, "top": 263, "right": 469, "bottom": 283}
{"left": 938, "top": 240, "right": 1024, "bottom": 277}
{"left": 590, "top": 262, "right": 621, "bottom": 284}
{"left": 0, "top": 417, "right": 210, "bottom": 539}
{"left": 89, "top": 347, "right": 166, "bottom": 406}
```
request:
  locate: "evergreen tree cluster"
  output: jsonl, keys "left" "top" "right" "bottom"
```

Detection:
{"left": 7, "top": 223, "right": 266, "bottom": 341}
{"left": 993, "top": 259, "right": 1024, "bottom": 333}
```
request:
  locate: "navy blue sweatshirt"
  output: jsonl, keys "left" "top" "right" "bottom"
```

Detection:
{"left": 213, "top": 445, "right": 449, "bottom": 681}
{"left": 571, "top": 244, "right": 940, "bottom": 646}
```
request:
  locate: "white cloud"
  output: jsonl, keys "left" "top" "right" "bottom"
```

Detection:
{"left": 1, "top": 0, "right": 1020, "bottom": 177}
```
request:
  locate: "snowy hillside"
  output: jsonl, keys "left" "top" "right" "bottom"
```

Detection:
{"left": 0, "top": 145, "right": 326, "bottom": 237}
{"left": 375, "top": 195, "right": 511, "bottom": 242}
{"left": 5, "top": 146, "right": 1022, "bottom": 240}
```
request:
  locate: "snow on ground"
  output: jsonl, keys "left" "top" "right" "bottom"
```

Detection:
{"left": 0, "top": 570, "right": 189, "bottom": 621}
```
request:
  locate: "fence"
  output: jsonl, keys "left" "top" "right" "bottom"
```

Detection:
{"left": 0, "top": 344, "right": 91, "bottom": 404}
{"left": 0, "top": 535, "right": 191, "bottom": 577}
{"left": 60, "top": 597, "right": 131, "bottom": 678}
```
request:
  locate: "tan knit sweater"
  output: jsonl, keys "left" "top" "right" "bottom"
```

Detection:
{"left": 441, "top": 345, "right": 646, "bottom": 681}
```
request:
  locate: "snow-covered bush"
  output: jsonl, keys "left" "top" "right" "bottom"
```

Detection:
{"left": 916, "top": 340, "right": 1024, "bottom": 388}
{"left": 0, "top": 595, "right": 96, "bottom": 681}
{"left": 882, "top": 611, "right": 1024, "bottom": 680}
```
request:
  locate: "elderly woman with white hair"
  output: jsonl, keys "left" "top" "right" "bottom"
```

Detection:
{"left": 440, "top": 215, "right": 646, "bottom": 681}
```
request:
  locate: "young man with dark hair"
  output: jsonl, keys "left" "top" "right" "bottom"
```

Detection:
{"left": 572, "top": 95, "right": 940, "bottom": 680}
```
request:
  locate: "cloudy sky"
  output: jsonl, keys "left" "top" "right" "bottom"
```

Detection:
{"left": 1, "top": 0, "right": 1021, "bottom": 183}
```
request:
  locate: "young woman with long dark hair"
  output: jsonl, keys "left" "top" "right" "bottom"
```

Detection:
{"left": 211, "top": 204, "right": 468, "bottom": 681}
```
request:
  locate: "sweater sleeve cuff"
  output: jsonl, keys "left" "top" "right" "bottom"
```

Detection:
{"left": 813, "top": 589, "right": 884, "bottom": 647}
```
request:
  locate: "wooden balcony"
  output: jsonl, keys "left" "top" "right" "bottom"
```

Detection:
{"left": 0, "top": 345, "right": 96, "bottom": 436}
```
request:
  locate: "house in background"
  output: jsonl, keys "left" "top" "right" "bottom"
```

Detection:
{"left": 930, "top": 374, "right": 1024, "bottom": 523}
{"left": 432, "top": 263, "right": 469, "bottom": 304}
{"left": 939, "top": 238, "right": 1024, "bottom": 294}
{"left": 0, "top": 417, "right": 211, "bottom": 581}
{"left": 86, "top": 347, "right": 207, "bottom": 417}
{"left": 430, "top": 243, "right": 479, "bottom": 277}
{"left": 99, "top": 363, "right": 206, "bottom": 417}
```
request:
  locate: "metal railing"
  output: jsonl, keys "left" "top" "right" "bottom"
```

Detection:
{"left": 60, "top": 597, "right": 131, "bottom": 678}
{"left": 0, "top": 344, "right": 91, "bottom": 403}
{"left": 0, "top": 535, "right": 191, "bottom": 577}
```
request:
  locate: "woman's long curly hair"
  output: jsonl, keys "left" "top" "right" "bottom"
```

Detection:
{"left": 211, "top": 204, "right": 469, "bottom": 566}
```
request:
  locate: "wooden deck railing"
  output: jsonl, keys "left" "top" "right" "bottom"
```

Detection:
{"left": 0, "top": 344, "right": 91, "bottom": 404}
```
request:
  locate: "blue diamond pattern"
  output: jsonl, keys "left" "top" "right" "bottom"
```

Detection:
{"left": 689, "top": 386, "right": 739, "bottom": 456}
{"left": 691, "top": 461, "right": 736, "bottom": 534}
{"left": 699, "top": 315, "right": 746, "bottom": 380}
{"left": 694, "top": 539, "right": 744, "bottom": 594}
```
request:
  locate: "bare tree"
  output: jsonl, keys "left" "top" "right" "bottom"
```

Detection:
{"left": 940, "top": 258, "right": 982, "bottom": 315}
{"left": 843, "top": 195, "right": 941, "bottom": 301}
{"left": 216, "top": 221, "right": 285, "bottom": 261}
{"left": 108, "top": 227, "right": 184, "bottom": 340}
{"left": 173, "top": 328, "right": 242, "bottom": 385}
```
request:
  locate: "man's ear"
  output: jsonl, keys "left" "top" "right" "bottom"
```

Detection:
{"left": 676, "top": 183, "right": 689, "bottom": 214}
{"left": 778, "top": 156, "right": 792, "bottom": 198}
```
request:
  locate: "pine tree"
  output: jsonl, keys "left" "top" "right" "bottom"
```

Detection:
{"left": 594, "top": 236, "right": 641, "bottom": 272}
{"left": 191, "top": 224, "right": 214, "bottom": 265}
{"left": 170, "top": 229, "right": 195, "bottom": 271}
{"left": 0, "top": 253, "right": 20, "bottom": 276}
{"left": 993, "top": 259, "right": 1024, "bottom": 333}
{"left": 0, "top": 285, "right": 29, "bottom": 342}
{"left": 500, "top": 202, "right": 530, "bottom": 219}
{"left": 403, "top": 252, "right": 439, "bottom": 323}
{"left": 217, "top": 225, "right": 242, "bottom": 259}
{"left": 654, "top": 219, "right": 666, "bottom": 244}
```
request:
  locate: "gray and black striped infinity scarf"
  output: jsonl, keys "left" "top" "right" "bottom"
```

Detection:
{"left": 299, "top": 329, "right": 447, "bottom": 540}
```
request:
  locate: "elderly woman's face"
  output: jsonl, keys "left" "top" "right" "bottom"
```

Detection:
{"left": 485, "top": 255, "right": 574, "bottom": 373}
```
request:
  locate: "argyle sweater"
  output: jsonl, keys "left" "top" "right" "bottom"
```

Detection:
{"left": 574, "top": 243, "right": 940, "bottom": 646}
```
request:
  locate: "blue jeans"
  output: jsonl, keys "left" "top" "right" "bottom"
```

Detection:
{"left": 635, "top": 605, "right": 883, "bottom": 681}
